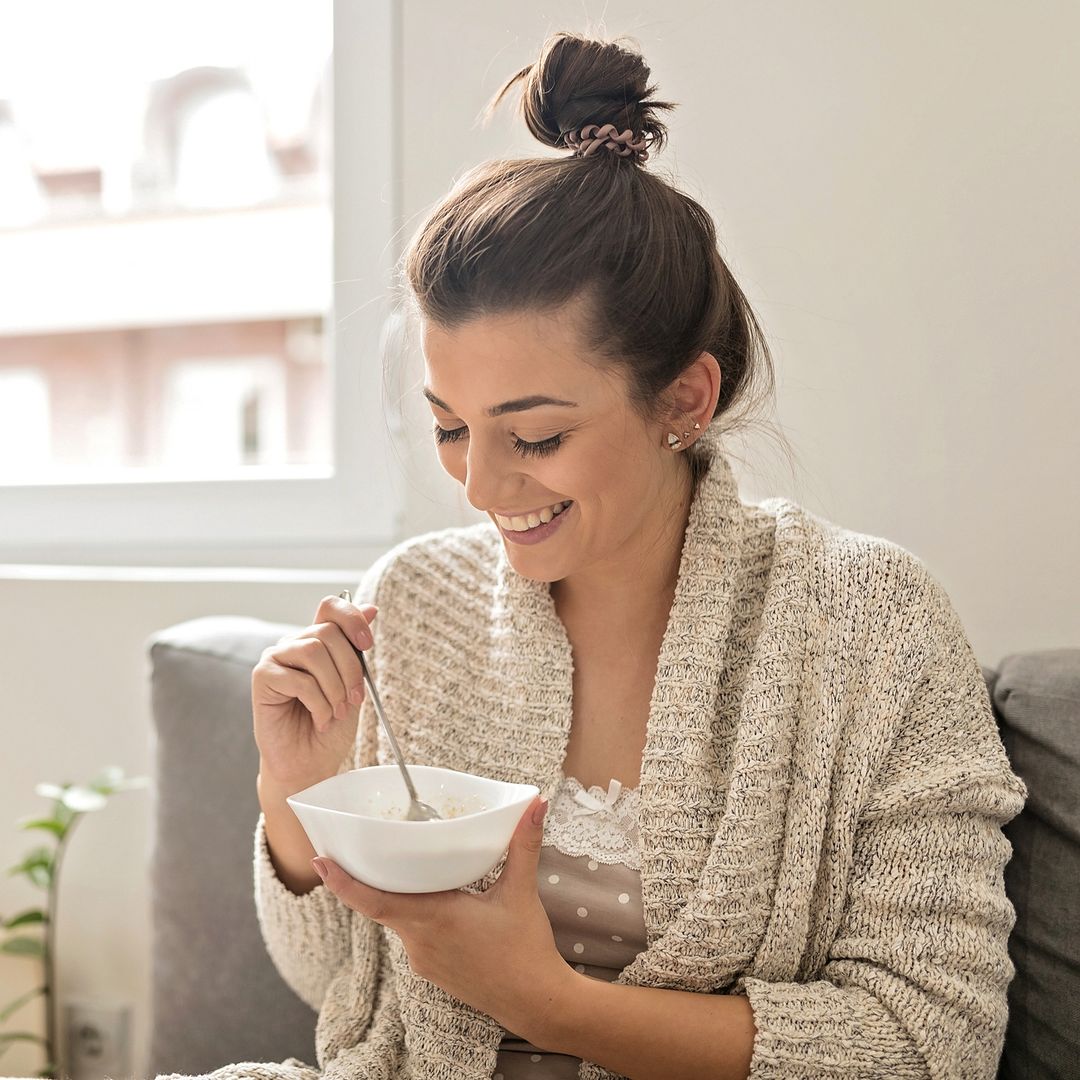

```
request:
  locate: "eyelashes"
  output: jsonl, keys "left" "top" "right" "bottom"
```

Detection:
{"left": 433, "top": 424, "right": 564, "bottom": 458}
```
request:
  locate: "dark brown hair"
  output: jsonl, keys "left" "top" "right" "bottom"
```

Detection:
{"left": 398, "top": 30, "right": 790, "bottom": 480}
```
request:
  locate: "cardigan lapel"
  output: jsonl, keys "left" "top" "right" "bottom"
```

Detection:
{"left": 627, "top": 426, "right": 748, "bottom": 952}
{"left": 616, "top": 488, "right": 812, "bottom": 989}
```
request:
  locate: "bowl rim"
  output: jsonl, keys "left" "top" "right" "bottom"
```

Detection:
{"left": 285, "top": 764, "right": 539, "bottom": 828}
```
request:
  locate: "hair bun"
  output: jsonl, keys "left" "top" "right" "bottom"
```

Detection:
{"left": 485, "top": 30, "right": 677, "bottom": 163}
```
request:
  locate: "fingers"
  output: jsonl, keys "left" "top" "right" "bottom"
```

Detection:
{"left": 274, "top": 634, "right": 358, "bottom": 729}
{"left": 260, "top": 658, "right": 339, "bottom": 733}
{"left": 319, "top": 860, "right": 431, "bottom": 927}
{"left": 258, "top": 597, "right": 379, "bottom": 735}
{"left": 317, "top": 594, "right": 378, "bottom": 651}
{"left": 286, "top": 597, "right": 379, "bottom": 727}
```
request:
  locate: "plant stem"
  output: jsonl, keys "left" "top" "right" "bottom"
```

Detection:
{"left": 44, "top": 814, "right": 80, "bottom": 1080}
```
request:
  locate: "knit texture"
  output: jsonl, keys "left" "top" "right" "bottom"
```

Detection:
{"left": 154, "top": 424, "right": 1026, "bottom": 1080}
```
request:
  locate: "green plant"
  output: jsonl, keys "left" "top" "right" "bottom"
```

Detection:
{"left": 0, "top": 765, "right": 149, "bottom": 1079}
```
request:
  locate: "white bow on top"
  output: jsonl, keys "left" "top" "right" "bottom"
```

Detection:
{"left": 571, "top": 777, "right": 623, "bottom": 817}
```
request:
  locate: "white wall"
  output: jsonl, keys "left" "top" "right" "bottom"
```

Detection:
{"left": 391, "top": 0, "right": 1079, "bottom": 661}
{"left": 2, "top": 2, "right": 1077, "bottom": 1076}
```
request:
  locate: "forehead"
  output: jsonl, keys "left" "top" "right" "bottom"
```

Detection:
{"left": 421, "top": 310, "right": 592, "bottom": 381}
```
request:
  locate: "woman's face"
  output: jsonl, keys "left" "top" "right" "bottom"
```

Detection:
{"left": 422, "top": 309, "right": 688, "bottom": 585}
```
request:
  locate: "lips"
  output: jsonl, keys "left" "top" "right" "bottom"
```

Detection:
{"left": 497, "top": 498, "right": 574, "bottom": 544}
{"left": 493, "top": 500, "right": 573, "bottom": 531}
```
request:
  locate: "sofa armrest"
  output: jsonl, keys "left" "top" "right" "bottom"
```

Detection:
{"left": 987, "top": 648, "right": 1080, "bottom": 1080}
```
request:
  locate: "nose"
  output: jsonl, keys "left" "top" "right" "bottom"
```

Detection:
{"left": 463, "top": 438, "right": 516, "bottom": 514}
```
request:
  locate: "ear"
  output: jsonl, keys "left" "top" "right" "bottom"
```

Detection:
{"left": 663, "top": 350, "right": 721, "bottom": 436}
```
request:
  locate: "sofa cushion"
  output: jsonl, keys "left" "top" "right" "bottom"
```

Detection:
{"left": 985, "top": 649, "right": 1080, "bottom": 1080}
{"left": 146, "top": 616, "right": 315, "bottom": 1076}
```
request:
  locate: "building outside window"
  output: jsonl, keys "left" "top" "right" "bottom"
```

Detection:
{"left": 0, "top": 1, "right": 400, "bottom": 565}
{"left": 0, "top": 1, "right": 332, "bottom": 481}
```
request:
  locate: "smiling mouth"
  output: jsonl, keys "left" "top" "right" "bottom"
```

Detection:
{"left": 493, "top": 500, "right": 574, "bottom": 532}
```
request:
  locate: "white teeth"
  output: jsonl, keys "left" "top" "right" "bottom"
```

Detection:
{"left": 496, "top": 500, "right": 571, "bottom": 531}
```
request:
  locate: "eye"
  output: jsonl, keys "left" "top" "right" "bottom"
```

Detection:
{"left": 513, "top": 433, "right": 563, "bottom": 457}
{"left": 432, "top": 424, "right": 565, "bottom": 458}
{"left": 433, "top": 424, "right": 468, "bottom": 447}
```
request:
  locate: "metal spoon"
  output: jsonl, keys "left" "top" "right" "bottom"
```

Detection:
{"left": 338, "top": 589, "right": 442, "bottom": 821}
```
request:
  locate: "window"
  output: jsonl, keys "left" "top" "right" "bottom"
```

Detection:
{"left": 0, "top": 0, "right": 400, "bottom": 564}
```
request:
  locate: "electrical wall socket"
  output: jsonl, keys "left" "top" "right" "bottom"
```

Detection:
{"left": 62, "top": 998, "right": 132, "bottom": 1080}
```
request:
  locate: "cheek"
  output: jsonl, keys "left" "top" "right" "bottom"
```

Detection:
{"left": 565, "top": 448, "right": 620, "bottom": 498}
{"left": 576, "top": 455, "right": 653, "bottom": 527}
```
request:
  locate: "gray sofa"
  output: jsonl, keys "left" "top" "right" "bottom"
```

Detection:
{"left": 145, "top": 616, "right": 1080, "bottom": 1079}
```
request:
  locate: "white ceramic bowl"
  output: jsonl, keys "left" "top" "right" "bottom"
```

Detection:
{"left": 286, "top": 764, "right": 540, "bottom": 893}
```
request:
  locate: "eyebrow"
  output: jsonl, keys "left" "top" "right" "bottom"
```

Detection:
{"left": 422, "top": 387, "right": 580, "bottom": 418}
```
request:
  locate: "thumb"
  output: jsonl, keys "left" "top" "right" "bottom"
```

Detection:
{"left": 501, "top": 795, "right": 549, "bottom": 895}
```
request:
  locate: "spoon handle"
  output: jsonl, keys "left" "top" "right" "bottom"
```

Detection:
{"left": 338, "top": 590, "right": 422, "bottom": 807}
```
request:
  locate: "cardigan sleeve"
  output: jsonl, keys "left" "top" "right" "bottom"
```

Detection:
{"left": 252, "top": 810, "right": 356, "bottom": 1012}
{"left": 252, "top": 551, "right": 394, "bottom": 1013}
{"left": 737, "top": 572, "right": 1027, "bottom": 1080}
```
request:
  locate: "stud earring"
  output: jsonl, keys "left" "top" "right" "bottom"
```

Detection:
{"left": 667, "top": 418, "right": 702, "bottom": 451}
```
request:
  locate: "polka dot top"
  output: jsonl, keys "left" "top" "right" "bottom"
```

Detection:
{"left": 495, "top": 771, "right": 646, "bottom": 1078}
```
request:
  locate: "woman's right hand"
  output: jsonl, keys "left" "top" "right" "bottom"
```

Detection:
{"left": 252, "top": 594, "right": 379, "bottom": 792}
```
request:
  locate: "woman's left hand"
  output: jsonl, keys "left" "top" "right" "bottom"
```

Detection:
{"left": 311, "top": 794, "right": 574, "bottom": 1040}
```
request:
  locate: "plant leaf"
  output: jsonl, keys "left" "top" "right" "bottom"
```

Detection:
{"left": 3, "top": 909, "right": 46, "bottom": 929}
{"left": 7, "top": 847, "right": 54, "bottom": 888}
{"left": 27, "top": 863, "right": 51, "bottom": 888}
{"left": 0, "top": 1030, "right": 47, "bottom": 1046}
{"left": 114, "top": 775, "right": 151, "bottom": 792}
{"left": 1, "top": 936, "right": 45, "bottom": 958}
{"left": 91, "top": 765, "right": 126, "bottom": 792}
{"left": 59, "top": 785, "right": 107, "bottom": 813}
{"left": 0, "top": 984, "right": 45, "bottom": 1022}
{"left": 90, "top": 767, "right": 150, "bottom": 796}
{"left": 16, "top": 817, "right": 66, "bottom": 839}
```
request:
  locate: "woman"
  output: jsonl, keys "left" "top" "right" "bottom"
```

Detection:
{"left": 167, "top": 30, "right": 1026, "bottom": 1080}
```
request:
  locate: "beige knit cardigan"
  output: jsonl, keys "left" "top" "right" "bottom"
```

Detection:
{"left": 158, "top": 425, "right": 1026, "bottom": 1080}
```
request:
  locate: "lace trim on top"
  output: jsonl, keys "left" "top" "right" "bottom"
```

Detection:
{"left": 542, "top": 773, "right": 642, "bottom": 870}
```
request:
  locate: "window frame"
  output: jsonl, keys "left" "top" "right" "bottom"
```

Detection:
{"left": 0, "top": 0, "right": 403, "bottom": 564}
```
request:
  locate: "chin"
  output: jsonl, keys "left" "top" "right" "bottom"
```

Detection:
{"left": 501, "top": 544, "right": 566, "bottom": 582}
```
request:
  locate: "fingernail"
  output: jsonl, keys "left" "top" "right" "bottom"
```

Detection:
{"left": 312, "top": 858, "right": 328, "bottom": 881}
{"left": 531, "top": 797, "right": 549, "bottom": 826}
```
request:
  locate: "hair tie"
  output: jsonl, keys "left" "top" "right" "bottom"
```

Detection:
{"left": 563, "top": 123, "right": 649, "bottom": 163}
